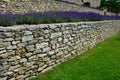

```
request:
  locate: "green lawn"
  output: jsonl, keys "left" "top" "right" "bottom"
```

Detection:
{"left": 30, "top": 32, "right": 120, "bottom": 80}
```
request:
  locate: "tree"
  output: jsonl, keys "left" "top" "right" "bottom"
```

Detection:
{"left": 100, "top": 0, "right": 120, "bottom": 14}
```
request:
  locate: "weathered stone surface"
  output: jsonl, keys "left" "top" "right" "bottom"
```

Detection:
{"left": 9, "top": 65, "right": 21, "bottom": 71}
{"left": 18, "top": 69, "right": 25, "bottom": 75}
{"left": 37, "top": 54, "right": 47, "bottom": 58}
{"left": 16, "top": 75, "right": 26, "bottom": 80}
{"left": 28, "top": 39, "right": 38, "bottom": 45}
{"left": 0, "top": 50, "right": 6, "bottom": 54}
{"left": 15, "top": 48, "right": 26, "bottom": 54}
{"left": 43, "top": 47, "right": 51, "bottom": 52}
{"left": 24, "top": 31, "right": 32, "bottom": 35}
{"left": 0, "top": 21, "right": 120, "bottom": 80}
{"left": 9, "top": 78, "right": 15, "bottom": 80}
{"left": 25, "top": 53, "right": 32, "bottom": 57}
{"left": 17, "top": 43, "right": 27, "bottom": 48}
{"left": 7, "top": 45, "right": 17, "bottom": 50}
{"left": 3, "top": 38, "right": 14, "bottom": 41}
{"left": 22, "top": 35, "right": 33, "bottom": 42}
{"left": 0, "top": 77, "right": 7, "bottom": 80}
{"left": 26, "top": 62, "right": 34, "bottom": 67}
{"left": 2, "top": 32, "right": 14, "bottom": 37}
{"left": 36, "top": 42, "right": 48, "bottom": 49}
{"left": 5, "top": 71, "right": 14, "bottom": 76}
{"left": 20, "top": 58, "right": 27, "bottom": 63}
{"left": 26, "top": 45, "right": 35, "bottom": 52}
{"left": 58, "top": 37, "right": 63, "bottom": 42}
{"left": 28, "top": 55, "right": 36, "bottom": 60}
{"left": 12, "top": 41, "right": 20, "bottom": 45}
{"left": 0, "top": 42, "right": 11, "bottom": 48}
{"left": 43, "top": 57, "right": 50, "bottom": 61}
{"left": 0, "top": 0, "right": 105, "bottom": 16}
{"left": 51, "top": 32, "right": 62, "bottom": 39}
{"left": 48, "top": 51, "right": 55, "bottom": 55}
{"left": 38, "top": 65, "right": 47, "bottom": 72}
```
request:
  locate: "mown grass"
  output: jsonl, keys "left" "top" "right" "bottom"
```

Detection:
{"left": 30, "top": 32, "right": 120, "bottom": 80}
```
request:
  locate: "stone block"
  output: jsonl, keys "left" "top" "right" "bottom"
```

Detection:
{"left": 24, "top": 31, "right": 32, "bottom": 35}
{"left": 26, "top": 45, "right": 35, "bottom": 51}
{"left": 28, "top": 39, "right": 38, "bottom": 45}
{"left": 25, "top": 53, "right": 32, "bottom": 57}
{"left": 18, "top": 69, "right": 25, "bottom": 75}
{"left": 43, "top": 47, "right": 51, "bottom": 52}
{"left": 48, "top": 51, "right": 55, "bottom": 55}
{"left": 9, "top": 65, "right": 21, "bottom": 71}
{"left": 15, "top": 48, "right": 26, "bottom": 54}
{"left": 2, "top": 32, "right": 14, "bottom": 37}
{"left": 43, "top": 57, "right": 50, "bottom": 61}
{"left": 36, "top": 42, "right": 48, "bottom": 49}
{"left": 7, "top": 45, "right": 17, "bottom": 50}
{"left": 26, "top": 62, "right": 34, "bottom": 67}
{"left": 38, "top": 65, "right": 47, "bottom": 72}
{"left": 51, "top": 32, "right": 62, "bottom": 39}
{"left": 20, "top": 58, "right": 27, "bottom": 63}
{"left": 58, "top": 37, "right": 63, "bottom": 42}
{"left": 3, "top": 38, "right": 14, "bottom": 41}
{"left": 0, "top": 50, "right": 6, "bottom": 54}
{"left": 0, "top": 42, "right": 11, "bottom": 48}
{"left": 0, "top": 77, "right": 7, "bottom": 80}
{"left": 17, "top": 42, "right": 27, "bottom": 48}
{"left": 37, "top": 54, "right": 47, "bottom": 58}
{"left": 22, "top": 35, "right": 33, "bottom": 42}
{"left": 12, "top": 41, "right": 20, "bottom": 45}
{"left": 5, "top": 71, "right": 14, "bottom": 76}
{"left": 28, "top": 55, "right": 37, "bottom": 60}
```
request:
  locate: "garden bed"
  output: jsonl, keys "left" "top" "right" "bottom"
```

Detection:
{"left": 0, "top": 11, "right": 120, "bottom": 27}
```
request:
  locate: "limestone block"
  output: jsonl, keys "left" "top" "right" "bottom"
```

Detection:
{"left": 38, "top": 65, "right": 47, "bottom": 71}
{"left": 37, "top": 54, "right": 47, "bottom": 58}
{"left": 0, "top": 42, "right": 11, "bottom": 48}
{"left": 0, "top": 50, "right": 6, "bottom": 54}
{"left": 48, "top": 51, "right": 55, "bottom": 55}
{"left": 25, "top": 53, "right": 32, "bottom": 57}
{"left": 12, "top": 41, "right": 20, "bottom": 45}
{"left": 26, "top": 45, "right": 35, "bottom": 52}
{"left": 15, "top": 48, "right": 26, "bottom": 54}
{"left": 22, "top": 35, "right": 33, "bottom": 42}
{"left": 20, "top": 58, "right": 27, "bottom": 63}
{"left": 36, "top": 42, "right": 48, "bottom": 49}
{"left": 51, "top": 32, "right": 62, "bottom": 39}
{"left": 24, "top": 31, "right": 32, "bottom": 35}
{"left": 7, "top": 45, "right": 17, "bottom": 50}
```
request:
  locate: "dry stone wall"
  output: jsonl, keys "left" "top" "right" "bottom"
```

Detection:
{"left": 0, "top": 20, "right": 120, "bottom": 80}
{"left": 0, "top": 0, "right": 115, "bottom": 15}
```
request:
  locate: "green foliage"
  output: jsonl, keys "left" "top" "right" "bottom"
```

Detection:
{"left": 0, "top": 17, "right": 15, "bottom": 27}
{"left": 101, "top": 0, "right": 120, "bottom": 14}
{"left": 0, "top": 11, "right": 120, "bottom": 27}
{"left": 16, "top": 16, "right": 39, "bottom": 24}
{"left": 30, "top": 32, "right": 120, "bottom": 80}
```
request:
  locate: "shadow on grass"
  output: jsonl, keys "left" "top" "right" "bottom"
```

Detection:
{"left": 116, "top": 38, "right": 120, "bottom": 41}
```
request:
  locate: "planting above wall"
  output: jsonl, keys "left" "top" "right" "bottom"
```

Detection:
{"left": 0, "top": 11, "right": 120, "bottom": 27}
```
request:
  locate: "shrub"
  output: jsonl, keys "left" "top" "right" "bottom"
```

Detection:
{"left": 0, "top": 17, "right": 15, "bottom": 27}
{"left": 0, "top": 11, "right": 120, "bottom": 27}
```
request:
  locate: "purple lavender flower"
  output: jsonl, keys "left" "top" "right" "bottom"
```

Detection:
{"left": 0, "top": 11, "right": 120, "bottom": 26}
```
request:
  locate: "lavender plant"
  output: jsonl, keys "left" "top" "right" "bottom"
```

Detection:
{"left": 0, "top": 11, "right": 120, "bottom": 26}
